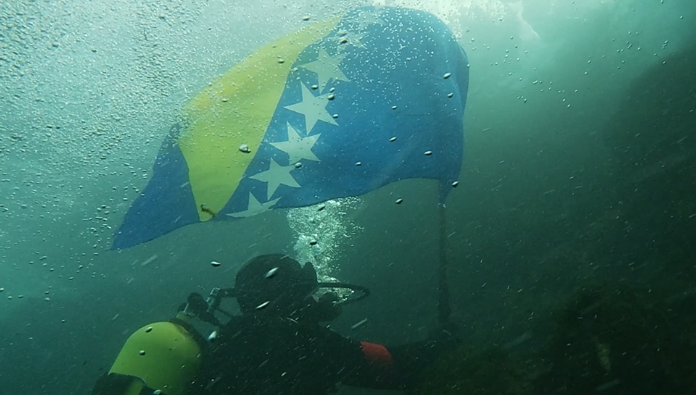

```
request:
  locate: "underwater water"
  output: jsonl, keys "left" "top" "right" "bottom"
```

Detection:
{"left": 1, "top": 0, "right": 695, "bottom": 394}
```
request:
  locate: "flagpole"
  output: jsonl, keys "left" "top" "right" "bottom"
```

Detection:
{"left": 437, "top": 185, "right": 451, "bottom": 326}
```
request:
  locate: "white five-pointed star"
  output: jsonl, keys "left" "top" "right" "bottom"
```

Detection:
{"left": 271, "top": 123, "right": 321, "bottom": 164}
{"left": 334, "top": 30, "right": 366, "bottom": 52}
{"left": 298, "top": 48, "right": 349, "bottom": 92}
{"left": 225, "top": 193, "right": 280, "bottom": 218}
{"left": 249, "top": 158, "right": 301, "bottom": 200}
{"left": 352, "top": 11, "right": 385, "bottom": 30}
{"left": 285, "top": 82, "right": 338, "bottom": 133}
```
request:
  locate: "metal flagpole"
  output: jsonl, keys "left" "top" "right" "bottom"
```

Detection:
{"left": 437, "top": 194, "right": 452, "bottom": 326}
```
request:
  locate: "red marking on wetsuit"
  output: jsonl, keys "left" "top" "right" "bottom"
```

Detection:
{"left": 359, "top": 341, "right": 400, "bottom": 388}
{"left": 360, "top": 342, "right": 394, "bottom": 366}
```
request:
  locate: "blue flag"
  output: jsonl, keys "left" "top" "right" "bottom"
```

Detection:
{"left": 113, "top": 6, "right": 469, "bottom": 249}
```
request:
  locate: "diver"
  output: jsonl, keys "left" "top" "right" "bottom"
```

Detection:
{"left": 92, "top": 254, "right": 459, "bottom": 395}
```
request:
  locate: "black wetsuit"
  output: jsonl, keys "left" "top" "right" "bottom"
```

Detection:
{"left": 190, "top": 315, "right": 445, "bottom": 395}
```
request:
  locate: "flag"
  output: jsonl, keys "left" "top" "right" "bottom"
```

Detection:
{"left": 113, "top": 6, "right": 469, "bottom": 249}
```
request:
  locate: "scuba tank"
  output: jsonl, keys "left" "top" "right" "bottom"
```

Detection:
{"left": 91, "top": 291, "right": 222, "bottom": 395}
{"left": 101, "top": 317, "right": 202, "bottom": 395}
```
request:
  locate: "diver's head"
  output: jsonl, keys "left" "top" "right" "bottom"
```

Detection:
{"left": 234, "top": 254, "right": 329, "bottom": 321}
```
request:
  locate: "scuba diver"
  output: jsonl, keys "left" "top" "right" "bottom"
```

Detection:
{"left": 92, "top": 254, "right": 458, "bottom": 395}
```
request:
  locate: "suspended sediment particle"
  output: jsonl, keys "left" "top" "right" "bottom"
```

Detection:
{"left": 265, "top": 267, "right": 279, "bottom": 278}
{"left": 351, "top": 318, "right": 368, "bottom": 330}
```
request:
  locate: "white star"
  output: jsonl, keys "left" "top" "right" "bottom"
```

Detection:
{"left": 298, "top": 48, "right": 349, "bottom": 92}
{"left": 352, "top": 10, "right": 385, "bottom": 31}
{"left": 271, "top": 123, "right": 321, "bottom": 164}
{"left": 285, "top": 83, "right": 338, "bottom": 133}
{"left": 249, "top": 158, "right": 301, "bottom": 200}
{"left": 347, "top": 31, "right": 366, "bottom": 48}
{"left": 225, "top": 193, "right": 280, "bottom": 218}
{"left": 333, "top": 30, "right": 366, "bottom": 52}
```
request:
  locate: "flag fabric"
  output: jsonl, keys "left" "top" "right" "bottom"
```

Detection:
{"left": 113, "top": 6, "right": 469, "bottom": 249}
